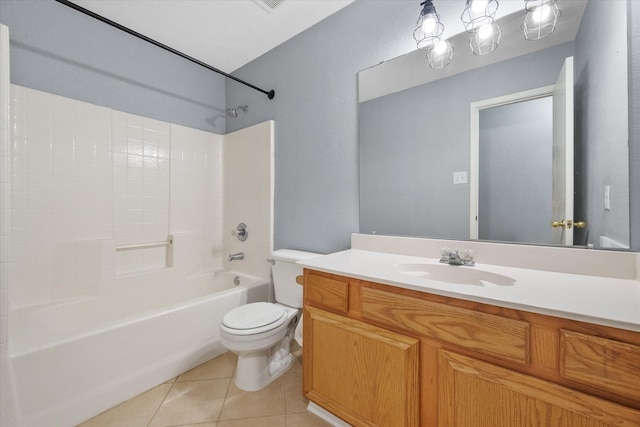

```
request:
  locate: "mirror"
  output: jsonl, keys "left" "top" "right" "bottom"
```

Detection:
{"left": 358, "top": 0, "right": 630, "bottom": 249}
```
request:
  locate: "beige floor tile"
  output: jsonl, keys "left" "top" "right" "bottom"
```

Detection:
{"left": 219, "top": 375, "right": 286, "bottom": 420}
{"left": 173, "top": 423, "right": 217, "bottom": 427}
{"left": 178, "top": 352, "right": 237, "bottom": 382}
{"left": 77, "top": 383, "right": 172, "bottom": 427}
{"left": 285, "top": 356, "right": 308, "bottom": 414}
{"left": 217, "top": 414, "right": 286, "bottom": 427}
{"left": 286, "top": 411, "right": 334, "bottom": 427}
{"left": 148, "top": 378, "right": 230, "bottom": 427}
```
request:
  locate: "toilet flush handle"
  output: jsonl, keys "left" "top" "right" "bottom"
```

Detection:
{"left": 266, "top": 258, "right": 275, "bottom": 265}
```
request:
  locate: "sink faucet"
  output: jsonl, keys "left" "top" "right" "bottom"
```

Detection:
{"left": 228, "top": 252, "right": 244, "bottom": 261}
{"left": 440, "top": 248, "right": 475, "bottom": 266}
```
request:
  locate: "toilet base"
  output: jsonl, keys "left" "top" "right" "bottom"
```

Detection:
{"left": 234, "top": 350, "right": 294, "bottom": 391}
{"left": 233, "top": 317, "right": 298, "bottom": 391}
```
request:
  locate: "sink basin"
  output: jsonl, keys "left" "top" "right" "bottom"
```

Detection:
{"left": 394, "top": 263, "right": 515, "bottom": 287}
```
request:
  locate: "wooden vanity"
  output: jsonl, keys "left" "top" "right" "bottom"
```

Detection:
{"left": 302, "top": 268, "right": 640, "bottom": 426}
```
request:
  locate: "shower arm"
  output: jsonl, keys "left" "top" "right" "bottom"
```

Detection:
{"left": 54, "top": 0, "right": 275, "bottom": 100}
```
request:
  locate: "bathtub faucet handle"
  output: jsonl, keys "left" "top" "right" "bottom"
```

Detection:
{"left": 232, "top": 223, "right": 248, "bottom": 242}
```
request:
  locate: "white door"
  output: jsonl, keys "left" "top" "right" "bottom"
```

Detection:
{"left": 551, "top": 56, "right": 574, "bottom": 245}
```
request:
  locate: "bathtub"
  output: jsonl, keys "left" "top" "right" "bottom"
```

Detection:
{"left": 9, "top": 270, "right": 270, "bottom": 427}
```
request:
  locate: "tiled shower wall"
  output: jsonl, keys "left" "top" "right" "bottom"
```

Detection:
{"left": 170, "top": 124, "right": 224, "bottom": 275}
{"left": 8, "top": 85, "right": 270, "bottom": 310}
{"left": 10, "top": 86, "right": 116, "bottom": 305}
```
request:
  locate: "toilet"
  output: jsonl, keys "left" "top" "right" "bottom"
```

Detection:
{"left": 220, "top": 249, "right": 320, "bottom": 391}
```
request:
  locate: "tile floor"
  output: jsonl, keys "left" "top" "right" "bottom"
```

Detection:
{"left": 78, "top": 345, "right": 332, "bottom": 427}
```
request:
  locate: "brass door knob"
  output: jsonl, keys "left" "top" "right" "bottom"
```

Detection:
{"left": 551, "top": 220, "right": 586, "bottom": 229}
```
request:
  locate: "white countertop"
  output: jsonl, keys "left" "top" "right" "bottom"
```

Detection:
{"left": 299, "top": 249, "right": 640, "bottom": 332}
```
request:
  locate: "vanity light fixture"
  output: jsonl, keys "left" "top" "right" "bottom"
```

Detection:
{"left": 427, "top": 39, "right": 454, "bottom": 68}
{"left": 461, "top": 0, "right": 499, "bottom": 33}
{"left": 469, "top": 21, "right": 502, "bottom": 55}
{"left": 413, "top": 0, "right": 560, "bottom": 68}
{"left": 522, "top": 0, "right": 561, "bottom": 40}
{"left": 413, "top": 0, "right": 445, "bottom": 51}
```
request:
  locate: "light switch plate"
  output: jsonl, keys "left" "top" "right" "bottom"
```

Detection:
{"left": 453, "top": 171, "right": 468, "bottom": 184}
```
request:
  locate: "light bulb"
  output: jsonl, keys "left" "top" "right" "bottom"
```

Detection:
{"left": 471, "top": 0, "right": 489, "bottom": 14}
{"left": 478, "top": 24, "right": 494, "bottom": 40}
{"left": 531, "top": 4, "right": 551, "bottom": 22}
{"left": 433, "top": 40, "right": 448, "bottom": 55}
{"left": 422, "top": 15, "right": 437, "bottom": 33}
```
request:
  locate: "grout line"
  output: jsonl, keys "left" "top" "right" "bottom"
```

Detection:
{"left": 216, "top": 360, "right": 236, "bottom": 423}
{"left": 145, "top": 381, "right": 176, "bottom": 427}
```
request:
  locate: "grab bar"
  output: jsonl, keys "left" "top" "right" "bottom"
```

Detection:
{"left": 116, "top": 236, "right": 173, "bottom": 251}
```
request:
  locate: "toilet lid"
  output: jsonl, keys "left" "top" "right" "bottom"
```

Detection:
{"left": 222, "top": 302, "right": 287, "bottom": 331}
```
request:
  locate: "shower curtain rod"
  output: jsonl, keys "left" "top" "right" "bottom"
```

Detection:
{"left": 55, "top": 0, "right": 276, "bottom": 100}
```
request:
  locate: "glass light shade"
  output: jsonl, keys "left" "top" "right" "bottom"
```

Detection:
{"left": 427, "top": 39, "right": 453, "bottom": 69}
{"left": 523, "top": 0, "right": 561, "bottom": 40}
{"left": 469, "top": 22, "right": 501, "bottom": 55}
{"left": 461, "top": 0, "right": 499, "bottom": 33}
{"left": 413, "top": 0, "right": 445, "bottom": 51}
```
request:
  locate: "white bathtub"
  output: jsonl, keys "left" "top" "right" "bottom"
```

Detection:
{"left": 9, "top": 270, "right": 270, "bottom": 427}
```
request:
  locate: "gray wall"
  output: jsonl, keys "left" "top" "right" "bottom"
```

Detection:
{"left": 225, "top": 1, "right": 420, "bottom": 254}
{"left": 358, "top": 43, "right": 573, "bottom": 240}
{"left": 574, "top": 0, "right": 630, "bottom": 247}
{"left": 0, "top": 0, "right": 226, "bottom": 133}
{"left": 228, "top": 0, "right": 640, "bottom": 253}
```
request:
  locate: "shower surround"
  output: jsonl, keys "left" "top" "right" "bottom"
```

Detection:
{"left": 2, "top": 83, "right": 274, "bottom": 426}
{"left": 9, "top": 84, "right": 273, "bottom": 307}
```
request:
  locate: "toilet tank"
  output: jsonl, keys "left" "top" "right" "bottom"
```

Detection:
{"left": 271, "top": 249, "right": 321, "bottom": 308}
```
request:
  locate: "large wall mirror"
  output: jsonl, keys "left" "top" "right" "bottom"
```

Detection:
{"left": 358, "top": 0, "right": 630, "bottom": 250}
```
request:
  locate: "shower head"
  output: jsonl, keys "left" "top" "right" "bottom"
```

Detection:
{"left": 226, "top": 105, "right": 248, "bottom": 118}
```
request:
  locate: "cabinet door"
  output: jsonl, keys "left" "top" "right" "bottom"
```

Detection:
{"left": 303, "top": 306, "right": 420, "bottom": 427}
{"left": 438, "top": 350, "right": 640, "bottom": 427}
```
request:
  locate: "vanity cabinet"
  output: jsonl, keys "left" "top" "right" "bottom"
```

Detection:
{"left": 302, "top": 269, "right": 640, "bottom": 427}
{"left": 302, "top": 270, "right": 420, "bottom": 426}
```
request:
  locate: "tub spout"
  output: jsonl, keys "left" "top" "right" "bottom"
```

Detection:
{"left": 228, "top": 252, "right": 244, "bottom": 261}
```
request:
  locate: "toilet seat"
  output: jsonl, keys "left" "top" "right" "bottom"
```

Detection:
{"left": 222, "top": 302, "right": 288, "bottom": 336}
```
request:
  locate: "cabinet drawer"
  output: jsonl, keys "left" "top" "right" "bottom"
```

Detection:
{"left": 361, "top": 287, "right": 529, "bottom": 365}
{"left": 304, "top": 272, "right": 349, "bottom": 314}
{"left": 560, "top": 330, "right": 640, "bottom": 402}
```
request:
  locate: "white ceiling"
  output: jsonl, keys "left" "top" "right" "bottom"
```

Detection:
{"left": 68, "top": 0, "right": 579, "bottom": 76}
{"left": 71, "top": 0, "right": 355, "bottom": 73}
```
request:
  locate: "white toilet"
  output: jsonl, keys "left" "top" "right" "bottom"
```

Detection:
{"left": 220, "top": 249, "right": 320, "bottom": 391}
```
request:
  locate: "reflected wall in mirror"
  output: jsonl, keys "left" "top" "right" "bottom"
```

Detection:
{"left": 477, "top": 93, "right": 554, "bottom": 245}
{"left": 358, "top": 0, "right": 630, "bottom": 250}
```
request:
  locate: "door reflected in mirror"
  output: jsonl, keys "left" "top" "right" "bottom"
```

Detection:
{"left": 475, "top": 94, "right": 554, "bottom": 244}
{"left": 472, "top": 56, "right": 577, "bottom": 246}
